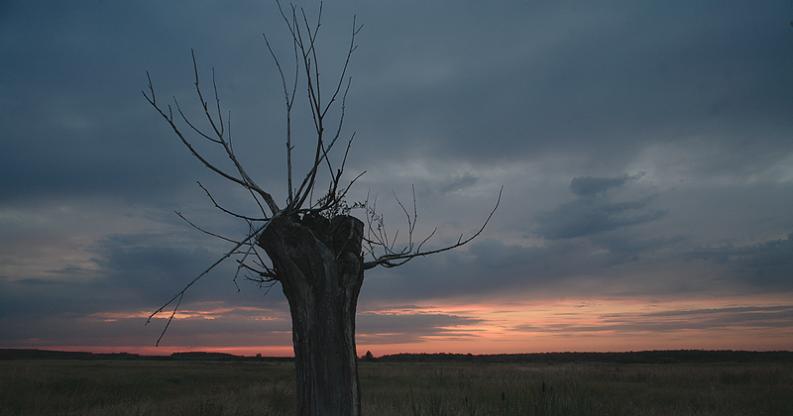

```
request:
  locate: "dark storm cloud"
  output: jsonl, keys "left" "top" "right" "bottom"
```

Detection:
{"left": 2, "top": 0, "right": 792, "bottom": 203}
{"left": 535, "top": 174, "right": 665, "bottom": 239}
{"left": 535, "top": 197, "right": 664, "bottom": 239}
{"left": 569, "top": 174, "right": 638, "bottom": 197}
{"left": 437, "top": 173, "right": 479, "bottom": 195}
{"left": 691, "top": 233, "right": 793, "bottom": 290}
{"left": 353, "top": 0, "right": 793, "bottom": 168}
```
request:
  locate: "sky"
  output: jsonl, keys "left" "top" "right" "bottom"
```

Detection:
{"left": 1, "top": 0, "right": 793, "bottom": 356}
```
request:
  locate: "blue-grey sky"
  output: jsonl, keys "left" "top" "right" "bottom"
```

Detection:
{"left": 1, "top": 0, "right": 792, "bottom": 354}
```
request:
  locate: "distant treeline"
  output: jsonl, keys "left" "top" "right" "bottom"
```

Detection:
{"left": 0, "top": 349, "right": 290, "bottom": 362}
{"left": 374, "top": 350, "right": 793, "bottom": 364}
{"left": 2, "top": 348, "right": 792, "bottom": 363}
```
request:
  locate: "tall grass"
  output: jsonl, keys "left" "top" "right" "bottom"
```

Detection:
{"left": 1, "top": 360, "right": 791, "bottom": 415}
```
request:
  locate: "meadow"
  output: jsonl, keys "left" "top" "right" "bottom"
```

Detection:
{"left": 1, "top": 358, "right": 791, "bottom": 416}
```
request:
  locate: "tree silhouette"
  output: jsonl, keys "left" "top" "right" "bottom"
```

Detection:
{"left": 143, "top": 3, "right": 500, "bottom": 415}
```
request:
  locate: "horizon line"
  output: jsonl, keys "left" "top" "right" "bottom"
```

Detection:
{"left": 3, "top": 347, "right": 792, "bottom": 359}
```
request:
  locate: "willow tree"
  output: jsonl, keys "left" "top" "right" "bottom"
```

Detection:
{"left": 143, "top": 3, "right": 500, "bottom": 416}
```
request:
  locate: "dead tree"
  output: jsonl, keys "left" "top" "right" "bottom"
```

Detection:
{"left": 143, "top": 3, "right": 500, "bottom": 416}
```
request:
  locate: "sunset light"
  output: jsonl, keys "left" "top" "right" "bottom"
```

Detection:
{"left": 1, "top": 1, "right": 792, "bottom": 414}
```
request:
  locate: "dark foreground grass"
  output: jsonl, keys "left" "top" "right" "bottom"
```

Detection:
{"left": 1, "top": 359, "right": 791, "bottom": 416}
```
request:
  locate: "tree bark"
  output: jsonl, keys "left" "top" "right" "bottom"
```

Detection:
{"left": 259, "top": 214, "right": 365, "bottom": 416}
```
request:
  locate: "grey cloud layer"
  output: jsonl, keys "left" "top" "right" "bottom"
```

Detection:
{"left": 535, "top": 175, "right": 665, "bottom": 239}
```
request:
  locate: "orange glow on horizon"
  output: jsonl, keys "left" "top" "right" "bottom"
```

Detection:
{"left": 26, "top": 294, "right": 793, "bottom": 357}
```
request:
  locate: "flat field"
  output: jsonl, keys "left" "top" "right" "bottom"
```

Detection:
{"left": 1, "top": 359, "right": 791, "bottom": 416}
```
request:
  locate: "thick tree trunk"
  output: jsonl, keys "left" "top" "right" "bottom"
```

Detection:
{"left": 259, "top": 214, "right": 365, "bottom": 416}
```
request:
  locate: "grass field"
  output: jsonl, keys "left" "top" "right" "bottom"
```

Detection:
{"left": 1, "top": 359, "right": 792, "bottom": 416}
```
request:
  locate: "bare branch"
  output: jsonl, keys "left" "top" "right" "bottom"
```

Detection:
{"left": 155, "top": 292, "right": 183, "bottom": 347}
{"left": 322, "top": 15, "right": 360, "bottom": 118}
{"left": 288, "top": 9, "right": 359, "bottom": 213}
{"left": 236, "top": 259, "right": 277, "bottom": 280}
{"left": 263, "top": 32, "right": 297, "bottom": 205}
{"left": 175, "top": 210, "right": 240, "bottom": 244}
{"left": 212, "top": 67, "right": 225, "bottom": 137}
{"left": 173, "top": 98, "right": 221, "bottom": 144}
{"left": 146, "top": 219, "right": 273, "bottom": 340}
{"left": 190, "top": 49, "right": 225, "bottom": 140}
{"left": 143, "top": 75, "right": 253, "bottom": 191}
{"left": 363, "top": 186, "right": 503, "bottom": 270}
{"left": 190, "top": 50, "right": 281, "bottom": 215}
{"left": 196, "top": 181, "right": 269, "bottom": 222}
